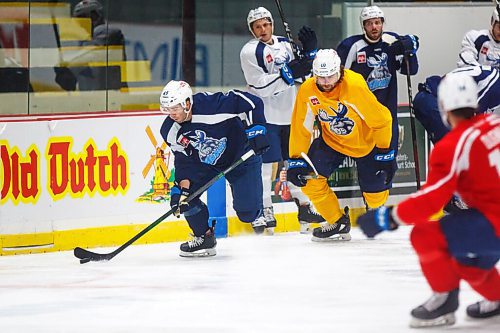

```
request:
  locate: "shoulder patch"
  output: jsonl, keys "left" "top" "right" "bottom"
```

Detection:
{"left": 309, "top": 96, "right": 320, "bottom": 105}
{"left": 357, "top": 51, "right": 366, "bottom": 64}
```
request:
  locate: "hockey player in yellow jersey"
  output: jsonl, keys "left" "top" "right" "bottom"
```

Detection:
{"left": 287, "top": 49, "right": 393, "bottom": 241}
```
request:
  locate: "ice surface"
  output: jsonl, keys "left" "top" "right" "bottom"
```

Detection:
{"left": 1, "top": 226, "right": 499, "bottom": 332}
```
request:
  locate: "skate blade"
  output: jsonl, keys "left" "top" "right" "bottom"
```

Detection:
{"left": 179, "top": 248, "right": 217, "bottom": 257}
{"left": 409, "top": 313, "right": 456, "bottom": 328}
{"left": 299, "top": 223, "right": 312, "bottom": 234}
{"left": 252, "top": 226, "right": 266, "bottom": 235}
{"left": 265, "top": 227, "right": 275, "bottom": 235}
{"left": 311, "top": 233, "right": 351, "bottom": 242}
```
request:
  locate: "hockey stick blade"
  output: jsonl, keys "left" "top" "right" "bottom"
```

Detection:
{"left": 73, "top": 149, "right": 256, "bottom": 264}
{"left": 74, "top": 247, "right": 113, "bottom": 263}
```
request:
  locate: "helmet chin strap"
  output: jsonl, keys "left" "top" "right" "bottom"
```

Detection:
{"left": 182, "top": 105, "right": 191, "bottom": 122}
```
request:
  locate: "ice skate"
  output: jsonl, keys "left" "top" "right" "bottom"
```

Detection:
{"left": 409, "top": 288, "right": 459, "bottom": 328}
{"left": 251, "top": 214, "right": 267, "bottom": 235}
{"left": 263, "top": 206, "right": 276, "bottom": 235}
{"left": 296, "top": 199, "right": 325, "bottom": 234}
{"left": 179, "top": 226, "right": 217, "bottom": 257}
{"left": 466, "top": 300, "right": 500, "bottom": 319}
{"left": 311, "top": 207, "right": 351, "bottom": 242}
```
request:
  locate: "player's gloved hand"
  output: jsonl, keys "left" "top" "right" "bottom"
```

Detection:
{"left": 357, "top": 206, "right": 399, "bottom": 238}
{"left": 286, "top": 158, "right": 312, "bottom": 187}
{"left": 245, "top": 125, "right": 270, "bottom": 155}
{"left": 280, "top": 58, "right": 313, "bottom": 85}
{"left": 374, "top": 147, "right": 396, "bottom": 185}
{"left": 170, "top": 186, "right": 191, "bottom": 217}
{"left": 298, "top": 25, "right": 318, "bottom": 58}
{"left": 390, "top": 34, "right": 419, "bottom": 56}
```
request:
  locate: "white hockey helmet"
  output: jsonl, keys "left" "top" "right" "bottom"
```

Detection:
{"left": 437, "top": 73, "right": 478, "bottom": 124}
{"left": 492, "top": 7, "right": 500, "bottom": 26}
{"left": 159, "top": 80, "right": 193, "bottom": 113}
{"left": 313, "top": 49, "right": 341, "bottom": 77}
{"left": 359, "top": 5, "right": 385, "bottom": 29}
{"left": 247, "top": 7, "right": 274, "bottom": 37}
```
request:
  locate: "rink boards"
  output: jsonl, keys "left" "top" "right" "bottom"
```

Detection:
{"left": 0, "top": 110, "right": 427, "bottom": 255}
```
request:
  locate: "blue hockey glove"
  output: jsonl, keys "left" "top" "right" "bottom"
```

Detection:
{"left": 357, "top": 206, "right": 399, "bottom": 238}
{"left": 298, "top": 25, "right": 318, "bottom": 58}
{"left": 390, "top": 34, "right": 419, "bottom": 56}
{"left": 286, "top": 158, "right": 312, "bottom": 187}
{"left": 280, "top": 58, "right": 314, "bottom": 85}
{"left": 170, "top": 186, "right": 191, "bottom": 217}
{"left": 374, "top": 148, "right": 396, "bottom": 185}
{"left": 245, "top": 125, "right": 270, "bottom": 155}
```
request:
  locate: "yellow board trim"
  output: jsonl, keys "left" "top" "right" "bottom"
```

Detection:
{"left": 1, "top": 208, "right": 366, "bottom": 256}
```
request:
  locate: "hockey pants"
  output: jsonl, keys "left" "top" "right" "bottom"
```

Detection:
{"left": 410, "top": 220, "right": 500, "bottom": 301}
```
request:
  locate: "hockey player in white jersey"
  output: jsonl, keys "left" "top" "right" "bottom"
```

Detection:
{"left": 240, "top": 6, "right": 325, "bottom": 233}
{"left": 458, "top": 6, "right": 500, "bottom": 69}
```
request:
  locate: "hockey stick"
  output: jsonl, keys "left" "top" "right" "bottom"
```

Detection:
{"left": 274, "top": 0, "right": 302, "bottom": 59}
{"left": 404, "top": 53, "right": 421, "bottom": 190}
{"left": 74, "top": 149, "right": 256, "bottom": 264}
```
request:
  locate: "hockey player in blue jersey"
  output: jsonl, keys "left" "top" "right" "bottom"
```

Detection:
{"left": 414, "top": 65, "right": 500, "bottom": 144}
{"left": 159, "top": 80, "right": 270, "bottom": 257}
{"left": 458, "top": 7, "right": 500, "bottom": 69}
{"left": 413, "top": 65, "right": 499, "bottom": 213}
{"left": 336, "top": 5, "right": 419, "bottom": 197}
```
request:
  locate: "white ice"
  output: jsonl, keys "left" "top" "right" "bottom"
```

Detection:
{"left": 1, "top": 226, "right": 499, "bottom": 333}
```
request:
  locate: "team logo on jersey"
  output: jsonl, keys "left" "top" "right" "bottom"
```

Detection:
{"left": 185, "top": 130, "right": 227, "bottom": 165}
{"left": 480, "top": 46, "right": 488, "bottom": 55}
{"left": 366, "top": 53, "right": 391, "bottom": 91}
{"left": 485, "top": 53, "right": 500, "bottom": 69}
{"left": 266, "top": 54, "right": 273, "bottom": 63}
{"left": 357, "top": 51, "right": 366, "bottom": 64}
{"left": 309, "top": 96, "right": 320, "bottom": 105}
{"left": 274, "top": 52, "right": 291, "bottom": 66}
{"left": 317, "top": 103, "right": 355, "bottom": 135}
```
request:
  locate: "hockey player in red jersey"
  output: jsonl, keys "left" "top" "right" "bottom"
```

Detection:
{"left": 357, "top": 73, "right": 500, "bottom": 328}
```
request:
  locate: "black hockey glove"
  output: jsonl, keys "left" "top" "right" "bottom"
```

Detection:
{"left": 170, "top": 186, "right": 191, "bottom": 217}
{"left": 280, "top": 58, "right": 314, "bottom": 85}
{"left": 357, "top": 206, "right": 399, "bottom": 238}
{"left": 298, "top": 25, "right": 318, "bottom": 59}
{"left": 389, "top": 34, "right": 419, "bottom": 56}
{"left": 245, "top": 125, "right": 270, "bottom": 155}
{"left": 374, "top": 148, "right": 396, "bottom": 185}
{"left": 286, "top": 158, "right": 312, "bottom": 187}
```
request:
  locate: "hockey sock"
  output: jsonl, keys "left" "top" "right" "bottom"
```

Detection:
{"left": 184, "top": 200, "right": 210, "bottom": 236}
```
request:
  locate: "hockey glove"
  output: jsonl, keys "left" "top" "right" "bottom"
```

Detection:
{"left": 245, "top": 125, "right": 270, "bottom": 155}
{"left": 298, "top": 25, "right": 318, "bottom": 59}
{"left": 390, "top": 34, "right": 419, "bottom": 56}
{"left": 280, "top": 58, "right": 314, "bottom": 85}
{"left": 286, "top": 158, "right": 312, "bottom": 187}
{"left": 374, "top": 148, "right": 396, "bottom": 185}
{"left": 170, "top": 186, "right": 191, "bottom": 217}
{"left": 357, "top": 206, "right": 399, "bottom": 238}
